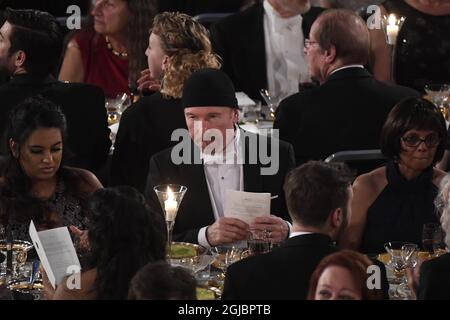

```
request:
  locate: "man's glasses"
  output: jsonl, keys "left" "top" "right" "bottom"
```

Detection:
{"left": 401, "top": 133, "right": 441, "bottom": 148}
{"left": 304, "top": 39, "right": 319, "bottom": 50}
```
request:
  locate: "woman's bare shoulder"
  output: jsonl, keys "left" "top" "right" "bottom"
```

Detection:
{"left": 353, "top": 166, "right": 387, "bottom": 194}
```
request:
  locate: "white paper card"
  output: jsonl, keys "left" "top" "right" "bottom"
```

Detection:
{"left": 224, "top": 190, "right": 271, "bottom": 224}
{"left": 29, "top": 221, "right": 81, "bottom": 289}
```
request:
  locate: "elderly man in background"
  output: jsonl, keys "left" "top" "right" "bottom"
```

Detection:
{"left": 274, "top": 9, "right": 419, "bottom": 166}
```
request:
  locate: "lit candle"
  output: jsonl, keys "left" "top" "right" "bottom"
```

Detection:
{"left": 386, "top": 14, "right": 399, "bottom": 45}
{"left": 164, "top": 187, "right": 177, "bottom": 221}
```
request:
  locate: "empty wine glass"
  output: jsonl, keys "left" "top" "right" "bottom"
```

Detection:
{"left": 424, "top": 84, "right": 450, "bottom": 120}
{"left": 211, "top": 246, "right": 243, "bottom": 279}
{"left": 105, "top": 93, "right": 131, "bottom": 125}
{"left": 396, "top": 243, "right": 418, "bottom": 299}
{"left": 384, "top": 241, "right": 407, "bottom": 283}
{"left": 260, "top": 89, "right": 282, "bottom": 120}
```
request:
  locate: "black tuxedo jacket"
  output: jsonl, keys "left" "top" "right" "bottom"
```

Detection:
{"left": 144, "top": 130, "right": 295, "bottom": 244}
{"left": 222, "top": 233, "right": 337, "bottom": 300}
{"left": 273, "top": 68, "right": 420, "bottom": 165}
{"left": 0, "top": 74, "right": 110, "bottom": 172}
{"left": 210, "top": 3, "right": 324, "bottom": 100}
{"left": 418, "top": 252, "right": 450, "bottom": 300}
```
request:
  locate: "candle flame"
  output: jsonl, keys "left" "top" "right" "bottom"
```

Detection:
{"left": 388, "top": 14, "right": 397, "bottom": 26}
{"left": 167, "top": 186, "right": 174, "bottom": 201}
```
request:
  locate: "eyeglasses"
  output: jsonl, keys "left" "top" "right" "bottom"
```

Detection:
{"left": 304, "top": 39, "right": 319, "bottom": 50}
{"left": 401, "top": 133, "right": 441, "bottom": 148}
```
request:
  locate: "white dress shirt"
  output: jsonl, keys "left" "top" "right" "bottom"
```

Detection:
{"left": 263, "top": 0, "right": 310, "bottom": 101}
{"left": 329, "top": 64, "right": 365, "bottom": 77}
{"left": 198, "top": 129, "right": 243, "bottom": 248}
{"left": 289, "top": 231, "right": 313, "bottom": 238}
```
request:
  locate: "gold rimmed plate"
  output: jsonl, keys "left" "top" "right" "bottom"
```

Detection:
{"left": 170, "top": 242, "right": 206, "bottom": 259}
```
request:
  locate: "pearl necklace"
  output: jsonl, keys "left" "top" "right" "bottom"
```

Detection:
{"left": 105, "top": 36, "right": 128, "bottom": 58}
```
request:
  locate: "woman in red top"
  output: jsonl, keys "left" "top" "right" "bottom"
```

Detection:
{"left": 59, "top": 0, "right": 156, "bottom": 98}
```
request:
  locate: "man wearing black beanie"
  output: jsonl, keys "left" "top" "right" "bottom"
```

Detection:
{"left": 145, "top": 68, "right": 296, "bottom": 247}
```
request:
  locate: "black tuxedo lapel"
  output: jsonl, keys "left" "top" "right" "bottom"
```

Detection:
{"left": 241, "top": 130, "right": 263, "bottom": 193}
{"left": 179, "top": 161, "right": 214, "bottom": 219}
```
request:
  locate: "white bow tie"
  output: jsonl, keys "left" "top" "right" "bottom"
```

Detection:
{"left": 273, "top": 17, "right": 300, "bottom": 33}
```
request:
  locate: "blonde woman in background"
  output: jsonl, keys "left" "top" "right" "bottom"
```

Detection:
{"left": 110, "top": 12, "right": 221, "bottom": 192}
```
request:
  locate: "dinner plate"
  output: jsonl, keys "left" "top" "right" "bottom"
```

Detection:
{"left": 377, "top": 251, "right": 431, "bottom": 265}
{"left": 170, "top": 242, "right": 206, "bottom": 259}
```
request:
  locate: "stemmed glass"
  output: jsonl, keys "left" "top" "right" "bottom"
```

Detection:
{"left": 422, "top": 223, "right": 447, "bottom": 257}
{"left": 384, "top": 241, "right": 407, "bottom": 283}
{"left": 211, "top": 246, "right": 243, "bottom": 279}
{"left": 260, "top": 89, "right": 282, "bottom": 120}
{"left": 424, "top": 84, "right": 450, "bottom": 120}
{"left": 396, "top": 243, "right": 418, "bottom": 298}
{"left": 431, "top": 227, "right": 447, "bottom": 257}
{"left": 153, "top": 184, "right": 187, "bottom": 259}
{"left": 105, "top": 92, "right": 131, "bottom": 126}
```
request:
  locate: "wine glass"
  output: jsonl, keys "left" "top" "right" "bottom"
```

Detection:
{"left": 105, "top": 93, "right": 131, "bottom": 126}
{"left": 396, "top": 243, "right": 418, "bottom": 299}
{"left": 260, "top": 89, "right": 282, "bottom": 120}
{"left": 211, "top": 246, "right": 244, "bottom": 279}
{"left": 422, "top": 223, "right": 444, "bottom": 257}
{"left": 153, "top": 184, "right": 187, "bottom": 259}
{"left": 424, "top": 84, "right": 450, "bottom": 120}
{"left": 431, "top": 227, "right": 447, "bottom": 257}
{"left": 247, "top": 230, "right": 271, "bottom": 256}
{"left": 384, "top": 241, "right": 407, "bottom": 282}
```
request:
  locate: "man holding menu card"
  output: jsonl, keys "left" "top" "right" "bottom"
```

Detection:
{"left": 145, "top": 68, "right": 295, "bottom": 247}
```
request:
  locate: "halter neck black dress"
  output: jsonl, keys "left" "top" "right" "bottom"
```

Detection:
{"left": 361, "top": 161, "right": 440, "bottom": 254}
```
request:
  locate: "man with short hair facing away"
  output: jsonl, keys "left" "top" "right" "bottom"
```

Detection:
{"left": 222, "top": 161, "right": 353, "bottom": 300}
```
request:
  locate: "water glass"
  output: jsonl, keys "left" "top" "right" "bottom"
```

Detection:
{"left": 247, "top": 231, "right": 271, "bottom": 256}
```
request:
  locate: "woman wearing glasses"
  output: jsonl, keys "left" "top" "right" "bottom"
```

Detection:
{"left": 340, "top": 97, "right": 447, "bottom": 254}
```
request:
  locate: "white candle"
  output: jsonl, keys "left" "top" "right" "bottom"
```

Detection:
{"left": 386, "top": 14, "right": 399, "bottom": 45}
{"left": 164, "top": 187, "right": 177, "bottom": 221}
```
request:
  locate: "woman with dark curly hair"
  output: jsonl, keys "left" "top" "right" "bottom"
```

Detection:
{"left": 0, "top": 96, "right": 102, "bottom": 241}
{"left": 341, "top": 97, "right": 448, "bottom": 254}
{"left": 43, "top": 186, "right": 166, "bottom": 300}
{"left": 59, "top": 0, "right": 157, "bottom": 98}
{"left": 111, "top": 12, "right": 221, "bottom": 192}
